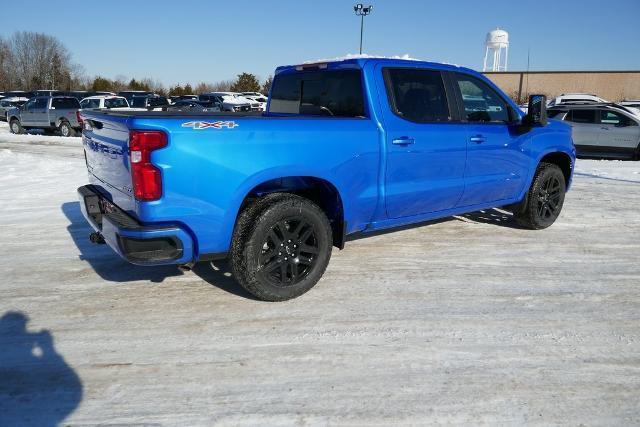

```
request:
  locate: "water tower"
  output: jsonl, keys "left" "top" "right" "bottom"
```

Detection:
{"left": 483, "top": 28, "right": 509, "bottom": 72}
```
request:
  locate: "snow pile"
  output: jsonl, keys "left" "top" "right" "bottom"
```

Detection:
{"left": 0, "top": 121, "right": 82, "bottom": 147}
{"left": 303, "top": 53, "right": 422, "bottom": 64}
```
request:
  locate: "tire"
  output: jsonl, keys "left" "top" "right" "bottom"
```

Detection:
{"left": 230, "top": 193, "right": 333, "bottom": 301}
{"left": 633, "top": 142, "right": 640, "bottom": 161}
{"left": 9, "top": 119, "right": 24, "bottom": 134}
{"left": 513, "top": 162, "right": 566, "bottom": 230}
{"left": 59, "top": 121, "right": 76, "bottom": 137}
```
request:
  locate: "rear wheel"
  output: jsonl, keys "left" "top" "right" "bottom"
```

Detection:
{"left": 513, "top": 162, "right": 566, "bottom": 229}
{"left": 231, "top": 193, "right": 333, "bottom": 301}
{"left": 9, "top": 119, "right": 24, "bottom": 134}
{"left": 59, "top": 121, "right": 76, "bottom": 137}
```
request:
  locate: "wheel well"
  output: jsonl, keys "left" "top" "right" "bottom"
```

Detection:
{"left": 540, "top": 152, "right": 572, "bottom": 187}
{"left": 240, "top": 177, "right": 346, "bottom": 249}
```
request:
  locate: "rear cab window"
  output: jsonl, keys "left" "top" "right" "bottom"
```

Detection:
{"left": 269, "top": 69, "right": 365, "bottom": 117}
{"left": 383, "top": 68, "right": 451, "bottom": 122}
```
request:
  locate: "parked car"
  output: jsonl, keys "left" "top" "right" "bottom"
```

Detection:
{"left": 7, "top": 96, "right": 82, "bottom": 136}
{"left": 548, "top": 93, "right": 607, "bottom": 107}
{"left": 80, "top": 95, "right": 130, "bottom": 110}
{"left": 78, "top": 57, "right": 574, "bottom": 301}
{"left": 169, "top": 95, "right": 199, "bottom": 104}
{"left": 117, "top": 91, "right": 156, "bottom": 105}
{"left": 199, "top": 92, "right": 253, "bottom": 112}
{"left": 241, "top": 92, "right": 267, "bottom": 98}
{"left": 242, "top": 94, "right": 268, "bottom": 111}
{"left": 548, "top": 103, "right": 640, "bottom": 159}
{"left": 0, "top": 97, "right": 29, "bottom": 121}
{"left": 166, "top": 100, "right": 221, "bottom": 112}
{"left": 130, "top": 95, "right": 169, "bottom": 110}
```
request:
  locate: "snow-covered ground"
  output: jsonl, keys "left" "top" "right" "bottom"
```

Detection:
{"left": 1, "top": 121, "right": 639, "bottom": 425}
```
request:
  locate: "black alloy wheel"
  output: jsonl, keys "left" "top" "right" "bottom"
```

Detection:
{"left": 536, "top": 174, "right": 562, "bottom": 221}
{"left": 257, "top": 217, "right": 320, "bottom": 287}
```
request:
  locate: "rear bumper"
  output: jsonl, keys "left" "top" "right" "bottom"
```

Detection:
{"left": 77, "top": 185, "right": 194, "bottom": 265}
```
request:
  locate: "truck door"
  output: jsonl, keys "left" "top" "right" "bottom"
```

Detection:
{"left": 451, "top": 72, "right": 529, "bottom": 206}
{"left": 597, "top": 110, "right": 640, "bottom": 154}
{"left": 19, "top": 99, "right": 37, "bottom": 125}
{"left": 377, "top": 66, "right": 468, "bottom": 218}
{"left": 565, "top": 109, "right": 600, "bottom": 149}
{"left": 30, "top": 97, "right": 50, "bottom": 126}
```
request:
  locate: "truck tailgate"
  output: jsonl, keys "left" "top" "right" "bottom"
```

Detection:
{"left": 81, "top": 113, "right": 135, "bottom": 211}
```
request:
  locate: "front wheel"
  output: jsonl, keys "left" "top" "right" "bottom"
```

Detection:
{"left": 9, "top": 119, "right": 24, "bottom": 134}
{"left": 231, "top": 193, "right": 333, "bottom": 301}
{"left": 513, "top": 162, "right": 566, "bottom": 229}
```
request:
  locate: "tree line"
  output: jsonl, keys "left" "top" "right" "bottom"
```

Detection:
{"left": 0, "top": 31, "right": 273, "bottom": 95}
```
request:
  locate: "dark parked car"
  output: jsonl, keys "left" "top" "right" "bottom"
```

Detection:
{"left": 130, "top": 95, "right": 169, "bottom": 110}
{"left": 0, "top": 97, "right": 28, "bottom": 121}
{"left": 166, "top": 100, "right": 221, "bottom": 112}
{"left": 170, "top": 95, "right": 199, "bottom": 103}
{"left": 118, "top": 91, "right": 156, "bottom": 104}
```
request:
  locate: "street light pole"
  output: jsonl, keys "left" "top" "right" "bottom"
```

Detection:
{"left": 353, "top": 4, "right": 373, "bottom": 55}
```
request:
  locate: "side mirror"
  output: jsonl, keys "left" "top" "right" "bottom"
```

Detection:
{"left": 524, "top": 94, "right": 547, "bottom": 126}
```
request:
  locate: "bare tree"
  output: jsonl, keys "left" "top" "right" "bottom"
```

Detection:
{"left": 0, "top": 37, "right": 14, "bottom": 90}
{"left": 4, "top": 31, "right": 82, "bottom": 90}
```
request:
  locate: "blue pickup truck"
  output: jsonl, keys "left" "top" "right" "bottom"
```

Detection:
{"left": 78, "top": 57, "right": 575, "bottom": 301}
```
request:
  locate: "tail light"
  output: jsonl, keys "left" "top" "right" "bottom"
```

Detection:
{"left": 76, "top": 111, "right": 83, "bottom": 127}
{"left": 129, "top": 130, "right": 167, "bottom": 201}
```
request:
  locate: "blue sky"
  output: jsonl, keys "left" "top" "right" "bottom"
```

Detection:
{"left": 2, "top": 0, "right": 639, "bottom": 85}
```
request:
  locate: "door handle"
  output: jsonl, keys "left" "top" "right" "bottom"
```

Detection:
{"left": 600, "top": 126, "right": 609, "bottom": 130}
{"left": 470, "top": 135, "right": 486, "bottom": 143}
{"left": 392, "top": 137, "right": 415, "bottom": 145}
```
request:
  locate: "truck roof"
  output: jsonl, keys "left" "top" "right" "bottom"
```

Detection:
{"left": 276, "top": 55, "right": 471, "bottom": 75}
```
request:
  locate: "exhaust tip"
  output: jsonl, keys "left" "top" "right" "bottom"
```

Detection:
{"left": 178, "top": 262, "right": 195, "bottom": 272}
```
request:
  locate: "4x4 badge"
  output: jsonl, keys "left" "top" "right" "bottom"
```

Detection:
{"left": 182, "top": 121, "right": 238, "bottom": 130}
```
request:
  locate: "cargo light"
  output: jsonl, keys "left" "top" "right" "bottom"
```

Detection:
{"left": 129, "top": 130, "right": 167, "bottom": 201}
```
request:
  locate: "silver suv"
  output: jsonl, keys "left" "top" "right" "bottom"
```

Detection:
{"left": 548, "top": 103, "right": 640, "bottom": 160}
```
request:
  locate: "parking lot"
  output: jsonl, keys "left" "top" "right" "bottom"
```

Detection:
{"left": 1, "top": 122, "right": 639, "bottom": 425}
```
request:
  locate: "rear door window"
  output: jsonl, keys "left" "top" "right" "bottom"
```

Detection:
{"left": 567, "top": 110, "right": 596, "bottom": 123}
{"left": 384, "top": 68, "right": 451, "bottom": 122}
{"left": 600, "top": 110, "right": 636, "bottom": 126}
{"left": 104, "top": 98, "right": 128, "bottom": 108}
{"left": 454, "top": 73, "right": 511, "bottom": 123}
{"left": 51, "top": 98, "right": 80, "bottom": 109}
{"left": 270, "top": 69, "right": 365, "bottom": 117}
{"left": 81, "top": 99, "right": 100, "bottom": 109}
